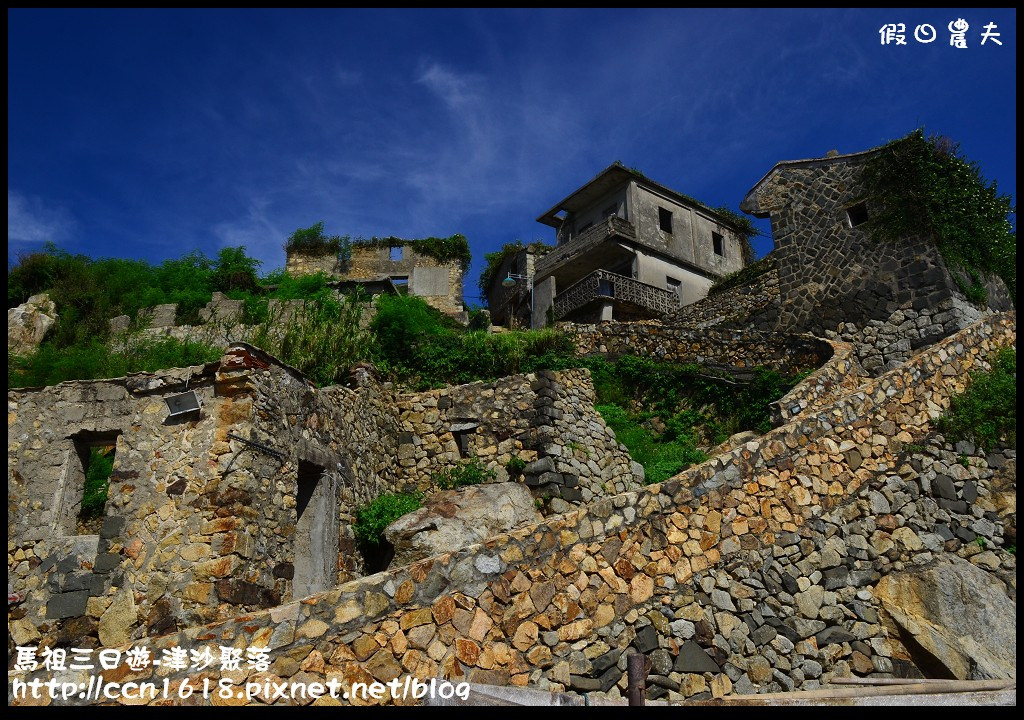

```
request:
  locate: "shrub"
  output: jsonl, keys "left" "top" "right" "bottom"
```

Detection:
{"left": 211, "top": 246, "right": 261, "bottom": 293}
{"left": 596, "top": 403, "right": 707, "bottom": 484}
{"left": 936, "top": 347, "right": 1016, "bottom": 451}
{"left": 352, "top": 492, "right": 423, "bottom": 547}
{"left": 433, "top": 458, "right": 496, "bottom": 490}
{"left": 9, "top": 336, "right": 222, "bottom": 387}
{"left": 505, "top": 456, "right": 527, "bottom": 475}
{"left": 80, "top": 446, "right": 115, "bottom": 520}
{"left": 284, "top": 221, "right": 349, "bottom": 257}
{"left": 248, "top": 291, "right": 370, "bottom": 387}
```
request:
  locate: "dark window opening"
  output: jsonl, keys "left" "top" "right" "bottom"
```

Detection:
{"left": 452, "top": 430, "right": 472, "bottom": 458}
{"left": 389, "top": 245, "right": 404, "bottom": 261}
{"left": 666, "top": 276, "right": 681, "bottom": 294}
{"left": 712, "top": 232, "right": 725, "bottom": 257}
{"left": 391, "top": 276, "right": 410, "bottom": 295}
{"left": 658, "top": 207, "right": 673, "bottom": 234}
{"left": 847, "top": 202, "right": 869, "bottom": 227}
{"left": 293, "top": 460, "right": 337, "bottom": 599}
{"left": 71, "top": 433, "right": 119, "bottom": 536}
{"left": 57, "top": 431, "right": 120, "bottom": 536}
{"left": 597, "top": 278, "right": 614, "bottom": 297}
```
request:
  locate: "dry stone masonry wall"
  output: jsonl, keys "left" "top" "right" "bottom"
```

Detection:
{"left": 395, "top": 369, "right": 643, "bottom": 503}
{"left": 12, "top": 312, "right": 1011, "bottom": 705}
{"left": 8, "top": 345, "right": 405, "bottom": 653}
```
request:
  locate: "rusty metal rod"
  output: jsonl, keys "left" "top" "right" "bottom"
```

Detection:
{"left": 627, "top": 653, "right": 649, "bottom": 706}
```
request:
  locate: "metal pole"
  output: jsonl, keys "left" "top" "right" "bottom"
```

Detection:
{"left": 627, "top": 653, "right": 649, "bottom": 706}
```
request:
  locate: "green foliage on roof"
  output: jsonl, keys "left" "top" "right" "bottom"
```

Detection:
{"left": 353, "top": 234, "right": 472, "bottom": 272}
{"left": 477, "top": 241, "right": 552, "bottom": 300}
{"left": 862, "top": 129, "right": 1016, "bottom": 304}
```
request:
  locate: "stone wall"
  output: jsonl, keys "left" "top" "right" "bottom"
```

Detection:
{"left": 8, "top": 344, "right": 403, "bottom": 652}
{"left": 565, "top": 321, "right": 833, "bottom": 379}
{"left": 286, "top": 244, "right": 465, "bottom": 316}
{"left": 740, "top": 150, "right": 1013, "bottom": 376}
{"left": 15, "top": 312, "right": 1012, "bottom": 706}
{"left": 395, "top": 369, "right": 643, "bottom": 505}
{"left": 668, "top": 267, "right": 780, "bottom": 332}
{"left": 110, "top": 292, "right": 377, "bottom": 345}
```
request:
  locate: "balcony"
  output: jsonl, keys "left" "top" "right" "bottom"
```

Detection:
{"left": 534, "top": 216, "right": 637, "bottom": 283}
{"left": 552, "top": 269, "right": 681, "bottom": 320}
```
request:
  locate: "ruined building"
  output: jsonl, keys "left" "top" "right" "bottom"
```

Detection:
{"left": 528, "top": 162, "right": 748, "bottom": 326}
{"left": 286, "top": 238, "right": 467, "bottom": 318}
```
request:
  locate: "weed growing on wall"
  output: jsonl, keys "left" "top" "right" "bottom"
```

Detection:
{"left": 937, "top": 347, "right": 1016, "bottom": 451}
{"left": 353, "top": 492, "right": 423, "bottom": 548}
{"left": 432, "top": 458, "right": 496, "bottom": 490}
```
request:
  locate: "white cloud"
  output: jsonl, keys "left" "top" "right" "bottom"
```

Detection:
{"left": 7, "top": 190, "right": 75, "bottom": 247}
{"left": 334, "top": 68, "right": 363, "bottom": 87}
{"left": 210, "top": 197, "right": 288, "bottom": 271}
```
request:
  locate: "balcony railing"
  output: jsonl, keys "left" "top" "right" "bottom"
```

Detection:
{"left": 552, "top": 269, "right": 681, "bottom": 320}
{"left": 535, "top": 216, "right": 637, "bottom": 278}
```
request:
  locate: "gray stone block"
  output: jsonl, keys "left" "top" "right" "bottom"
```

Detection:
{"left": 633, "top": 625, "right": 659, "bottom": 653}
{"left": 46, "top": 590, "right": 90, "bottom": 619}
{"left": 92, "top": 553, "right": 121, "bottom": 574}
{"left": 673, "top": 641, "right": 721, "bottom": 673}
{"left": 100, "top": 516, "right": 126, "bottom": 539}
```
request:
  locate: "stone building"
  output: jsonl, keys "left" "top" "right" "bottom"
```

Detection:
{"left": 740, "top": 146, "right": 1014, "bottom": 373}
{"left": 7, "top": 344, "right": 639, "bottom": 651}
{"left": 286, "top": 239, "right": 466, "bottom": 318}
{"left": 529, "top": 162, "right": 748, "bottom": 327}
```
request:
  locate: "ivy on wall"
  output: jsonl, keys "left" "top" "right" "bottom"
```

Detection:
{"left": 352, "top": 234, "right": 472, "bottom": 272}
{"left": 861, "top": 130, "right": 1016, "bottom": 304}
{"left": 477, "top": 241, "right": 552, "bottom": 300}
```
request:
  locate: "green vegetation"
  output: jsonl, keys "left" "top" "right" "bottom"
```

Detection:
{"left": 7, "top": 243, "right": 256, "bottom": 339}
{"left": 580, "top": 355, "right": 804, "bottom": 483}
{"left": 249, "top": 291, "right": 370, "bottom": 387}
{"left": 80, "top": 446, "right": 115, "bottom": 521}
{"left": 371, "top": 294, "right": 576, "bottom": 389}
{"left": 9, "top": 335, "right": 222, "bottom": 388}
{"left": 597, "top": 404, "right": 706, "bottom": 484}
{"left": 477, "top": 241, "right": 551, "bottom": 299}
{"left": 505, "top": 456, "right": 527, "bottom": 475}
{"left": 936, "top": 347, "right": 1016, "bottom": 451}
{"left": 352, "top": 492, "right": 423, "bottom": 547}
{"left": 862, "top": 129, "right": 1016, "bottom": 304}
{"left": 709, "top": 255, "right": 777, "bottom": 295}
{"left": 284, "top": 221, "right": 350, "bottom": 259}
{"left": 433, "top": 458, "right": 496, "bottom": 490}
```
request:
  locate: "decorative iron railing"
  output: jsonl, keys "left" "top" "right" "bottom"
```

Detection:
{"left": 535, "top": 216, "right": 637, "bottom": 277}
{"left": 552, "top": 269, "right": 681, "bottom": 319}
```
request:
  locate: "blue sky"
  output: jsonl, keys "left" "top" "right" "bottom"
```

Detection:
{"left": 8, "top": 8, "right": 1016, "bottom": 304}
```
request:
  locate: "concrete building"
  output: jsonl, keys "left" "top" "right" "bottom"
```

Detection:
{"left": 530, "top": 162, "right": 748, "bottom": 327}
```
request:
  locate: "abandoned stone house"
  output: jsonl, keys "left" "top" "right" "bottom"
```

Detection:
{"left": 521, "top": 162, "right": 748, "bottom": 327}
{"left": 7, "top": 342, "right": 641, "bottom": 650}
{"left": 740, "top": 146, "right": 1014, "bottom": 372}
{"left": 285, "top": 239, "right": 466, "bottom": 318}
